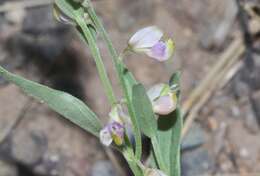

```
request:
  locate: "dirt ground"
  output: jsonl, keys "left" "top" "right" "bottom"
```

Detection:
{"left": 0, "top": 0, "right": 260, "bottom": 176}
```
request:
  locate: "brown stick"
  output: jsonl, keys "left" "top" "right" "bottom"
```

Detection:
{"left": 181, "top": 21, "right": 260, "bottom": 139}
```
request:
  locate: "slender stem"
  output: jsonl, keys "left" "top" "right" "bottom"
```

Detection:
{"left": 83, "top": 0, "right": 118, "bottom": 65}
{"left": 75, "top": 15, "right": 117, "bottom": 105}
{"left": 83, "top": 0, "right": 142, "bottom": 159}
{"left": 151, "top": 136, "right": 167, "bottom": 173}
{"left": 118, "top": 58, "right": 142, "bottom": 159}
{"left": 122, "top": 146, "right": 144, "bottom": 176}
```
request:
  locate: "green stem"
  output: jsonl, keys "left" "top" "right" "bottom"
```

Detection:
{"left": 151, "top": 136, "right": 167, "bottom": 173}
{"left": 122, "top": 147, "right": 144, "bottom": 176}
{"left": 75, "top": 15, "right": 117, "bottom": 105}
{"left": 83, "top": 0, "right": 142, "bottom": 159}
{"left": 118, "top": 59, "right": 142, "bottom": 160}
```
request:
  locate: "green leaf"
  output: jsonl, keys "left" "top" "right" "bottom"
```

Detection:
{"left": 0, "top": 66, "right": 102, "bottom": 137}
{"left": 55, "top": 0, "right": 82, "bottom": 20}
{"left": 169, "top": 71, "right": 181, "bottom": 87}
{"left": 132, "top": 84, "right": 167, "bottom": 172}
{"left": 169, "top": 71, "right": 181, "bottom": 97}
{"left": 132, "top": 83, "right": 157, "bottom": 137}
{"left": 169, "top": 108, "right": 182, "bottom": 176}
{"left": 156, "top": 72, "right": 182, "bottom": 176}
{"left": 119, "top": 64, "right": 142, "bottom": 159}
{"left": 119, "top": 62, "right": 137, "bottom": 100}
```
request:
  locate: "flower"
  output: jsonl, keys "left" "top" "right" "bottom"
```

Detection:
{"left": 144, "top": 168, "right": 168, "bottom": 176}
{"left": 128, "top": 26, "right": 175, "bottom": 62}
{"left": 99, "top": 121, "right": 125, "bottom": 146}
{"left": 147, "top": 83, "right": 178, "bottom": 115}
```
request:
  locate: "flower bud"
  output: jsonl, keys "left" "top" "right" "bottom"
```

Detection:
{"left": 153, "top": 93, "right": 177, "bottom": 115}
{"left": 144, "top": 168, "right": 167, "bottom": 176}
{"left": 147, "top": 84, "right": 178, "bottom": 115}
{"left": 128, "top": 26, "right": 175, "bottom": 62}
{"left": 109, "top": 104, "right": 128, "bottom": 124}
{"left": 53, "top": 4, "right": 76, "bottom": 25}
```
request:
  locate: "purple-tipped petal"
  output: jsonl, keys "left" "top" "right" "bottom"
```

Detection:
{"left": 147, "top": 41, "right": 167, "bottom": 61}
{"left": 146, "top": 39, "right": 175, "bottom": 62}
{"left": 129, "top": 26, "right": 163, "bottom": 49}
{"left": 109, "top": 122, "right": 124, "bottom": 137}
{"left": 109, "top": 122, "right": 125, "bottom": 146}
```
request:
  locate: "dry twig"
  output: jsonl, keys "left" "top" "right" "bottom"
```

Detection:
{"left": 181, "top": 20, "right": 260, "bottom": 139}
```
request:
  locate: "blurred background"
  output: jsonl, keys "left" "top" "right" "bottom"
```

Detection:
{"left": 0, "top": 0, "right": 260, "bottom": 175}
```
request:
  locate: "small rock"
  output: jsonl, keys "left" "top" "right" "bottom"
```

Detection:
{"left": 182, "top": 148, "right": 214, "bottom": 176}
{"left": 34, "top": 151, "right": 65, "bottom": 176}
{"left": 243, "top": 104, "right": 259, "bottom": 134}
{"left": 181, "top": 123, "right": 206, "bottom": 151}
{"left": 91, "top": 160, "right": 117, "bottom": 176}
{"left": 11, "top": 130, "right": 47, "bottom": 165}
{"left": 0, "top": 160, "right": 18, "bottom": 176}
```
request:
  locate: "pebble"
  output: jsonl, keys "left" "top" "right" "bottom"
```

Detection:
{"left": 91, "top": 160, "right": 117, "bottom": 176}
{"left": 182, "top": 148, "right": 214, "bottom": 176}
{"left": 11, "top": 130, "right": 47, "bottom": 165}
{"left": 181, "top": 123, "right": 206, "bottom": 151}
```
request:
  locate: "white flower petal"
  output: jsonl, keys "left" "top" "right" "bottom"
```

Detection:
{"left": 129, "top": 26, "right": 163, "bottom": 49}
{"left": 99, "top": 128, "right": 112, "bottom": 146}
{"left": 147, "top": 83, "right": 167, "bottom": 102}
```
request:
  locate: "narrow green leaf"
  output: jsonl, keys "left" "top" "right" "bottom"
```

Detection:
{"left": 169, "top": 71, "right": 181, "bottom": 87}
{"left": 0, "top": 66, "right": 102, "bottom": 137}
{"left": 119, "top": 64, "right": 142, "bottom": 159}
{"left": 156, "top": 72, "right": 182, "bottom": 176}
{"left": 119, "top": 62, "right": 137, "bottom": 100}
{"left": 132, "top": 84, "right": 157, "bottom": 137}
{"left": 169, "top": 108, "right": 182, "bottom": 176}
{"left": 169, "top": 71, "right": 181, "bottom": 98}
{"left": 122, "top": 141, "right": 144, "bottom": 176}
{"left": 55, "top": 0, "right": 82, "bottom": 20}
{"left": 132, "top": 84, "right": 167, "bottom": 171}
